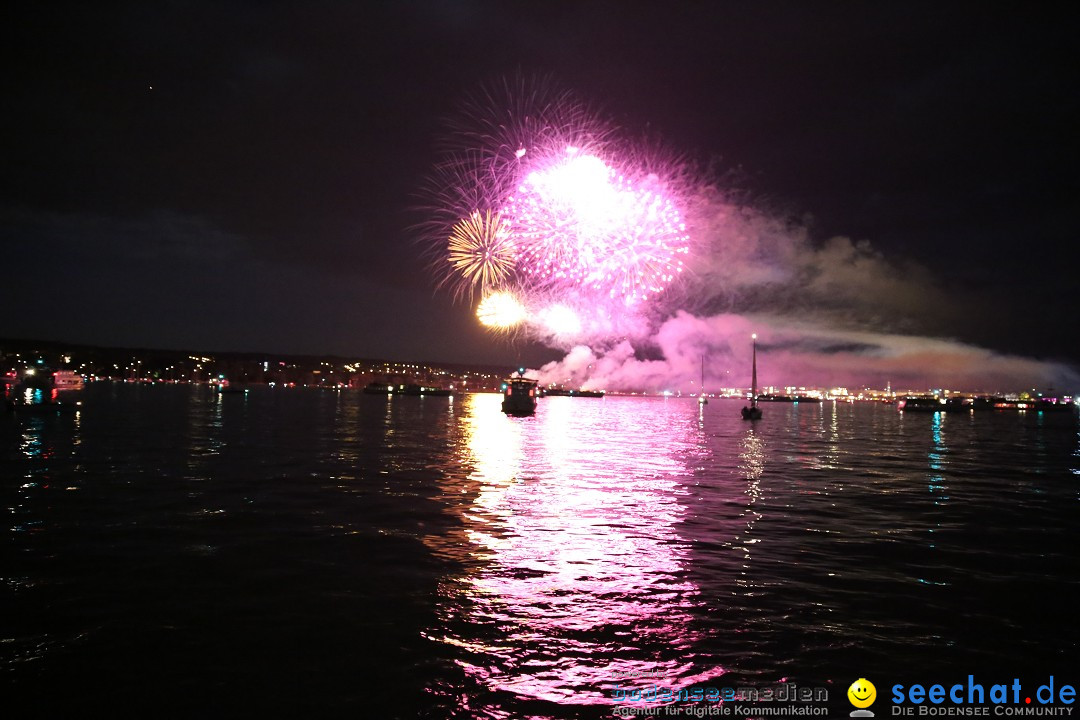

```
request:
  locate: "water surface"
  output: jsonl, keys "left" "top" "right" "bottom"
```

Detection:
{"left": 4, "top": 385, "right": 1078, "bottom": 717}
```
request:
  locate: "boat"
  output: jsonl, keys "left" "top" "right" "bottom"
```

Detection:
{"left": 741, "top": 334, "right": 762, "bottom": 421}
{"left": 363, "top": 382, "right": 393, "bottom": 395}
{"left": 1030, "top": 400, "right": 1077, "bottom": 413}
{"left": 501, "top": 369, "right": 538, "bottom": 415}
{"left": 363, "top": 382, "right": 452, "bottom": 396}
{"left": 698, "top": 355, "right": 708, "bottom": 405}
{"left": 540, "top": 387, "right": 604, "bottom": 398}
{"left": 216, "top": 378, "right": 248, "bottom": 394}
{"left": 896, "top": 397, "right": 948, "bottom": 412}
{"left": 5, "top": 367, "right": 84, "bottom": 413}
{"left": 757, "top": 394, "right": 822, "bottom": 403}
{"left": 53, "top": 371, "right": 85, "bottom": 392}
{"left": 897, "top": 396, "right": 1076, "bottom": 413}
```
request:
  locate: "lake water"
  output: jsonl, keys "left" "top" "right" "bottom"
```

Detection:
{"left": 4, "top": 384, "right": 1078, "bottom": 717}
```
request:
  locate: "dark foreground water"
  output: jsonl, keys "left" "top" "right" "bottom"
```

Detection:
{"left": 3, "top": 384, "right": 1078, "bottom": 717}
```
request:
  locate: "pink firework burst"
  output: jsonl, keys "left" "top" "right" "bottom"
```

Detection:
{"left": 421, "top": 75, "right": 695, "bottom": 344}
{"left": 502, "top": 149, "right": 688, "bottom": 305}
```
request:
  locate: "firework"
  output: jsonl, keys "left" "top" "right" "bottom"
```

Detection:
{"left": 447, "top": 210, "right": 515, "bottom": 297}
{"left": 422, "top": 77, "right": 694, "bottom": 345}
{"left": 476, "top": 291, "right": 527, "bottom": 330}
{"left": 502, "top": 150, "right": 688, "bottom": 304}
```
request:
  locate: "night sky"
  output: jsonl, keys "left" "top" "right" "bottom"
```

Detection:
{"left": 4, "top": 2, "right": 1077, "bottom": 374}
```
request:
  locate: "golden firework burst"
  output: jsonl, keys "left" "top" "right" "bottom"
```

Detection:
{"left": 448, "top": 210, "right": 516, "bottom": 295}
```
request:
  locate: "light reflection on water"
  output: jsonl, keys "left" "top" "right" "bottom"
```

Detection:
{"left": 737, "top": 428, "right": 766, "bottom": 560}
{"left": 427, "top": 394, "right": 719, "bottom": 708}
{"left": 928, "top": 412, "right": 949, "bottom": 505}
{"left": 422, "top": 395, "right": 1079, "bottom": 714}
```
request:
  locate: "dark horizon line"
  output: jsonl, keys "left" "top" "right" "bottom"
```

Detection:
{"left": 0, "top": 334, "right": 516, "bottom": 374}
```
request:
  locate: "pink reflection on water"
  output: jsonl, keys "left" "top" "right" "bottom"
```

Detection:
{"left": 427, "top": 394, "right": 725, "bottom": 708}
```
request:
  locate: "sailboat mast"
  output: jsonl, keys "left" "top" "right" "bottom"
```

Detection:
{"left": 751, "top": 333, "right": 758, "bottom": 405}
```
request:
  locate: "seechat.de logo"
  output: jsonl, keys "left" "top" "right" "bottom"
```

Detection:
{"left": 849, "top": 678, "right": 878, "bottom": 717}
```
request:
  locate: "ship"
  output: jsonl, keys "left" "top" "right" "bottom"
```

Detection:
{"left": 363, "top": 382, "right": 453, "bottom": 396}
{"left": 898, "top": 396, "right": 1077, "bottom": 413}
{"left": 756, "top": 394, "right": 823, "bottom": 403}
{"left": 896, "top": 397, "right": 949, "bottom": 412}
{"left": 540, "top": 387, "right": 604, "bottom": 398}
{"left": 5, "top": 367, "right": 84, "bottom": 412}
{"left": 741, "top": 334, "right": 762, "bottom": 421}
{"left": 501, "top": 369, "right": 538, "bottom": 416}
{"left": 216, "top": 378, "right": 249, "bottom": 394}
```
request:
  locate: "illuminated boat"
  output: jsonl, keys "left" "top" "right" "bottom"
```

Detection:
{"left": 363, "top": 382, "right": 452, "bottom": 396}
{"left": 216, "top": 378, "right": 248, "bottom": 394}
{"left": 757, "top": 394, "right": 822, "bottom": 403}
{"left": 501, "top": 369, "right": 538, "bottom": 416}
{"left": 540, "top": 387, "right": 604, "bottom": 398}
{"left": 1030, "top": 400, "right": 1077, "bottom": 413}
{"left": 896, "top": 397, "right": 948, "bottom": 412}
{"left": 363, "top": 382, "right": 393, "bottom": 394}
{"left": 897, "top": 396, "right": 1076, "bottom": 413}
{"left": 741, "top": 335, "right": 762, "bottom": 421}
{"left": 897, "top": 396, "right": 987, "bottom": 412}
{"left": 5, "top": 367, "right": 83, "bottom": 412}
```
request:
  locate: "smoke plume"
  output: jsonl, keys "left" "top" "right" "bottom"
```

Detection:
{"left": 537, "top": 186, "right": 1076, "bottom": 393}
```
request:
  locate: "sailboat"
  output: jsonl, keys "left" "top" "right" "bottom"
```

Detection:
{"left": 741, "top": 334, "right": 762, "bottom": 420}
{"left": 698, "top": 355, "right": 708, "bottom": 405}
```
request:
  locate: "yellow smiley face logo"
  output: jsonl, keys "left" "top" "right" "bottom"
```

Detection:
{"left": 848, "top": 678, "right": 876, "bottom": 708}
